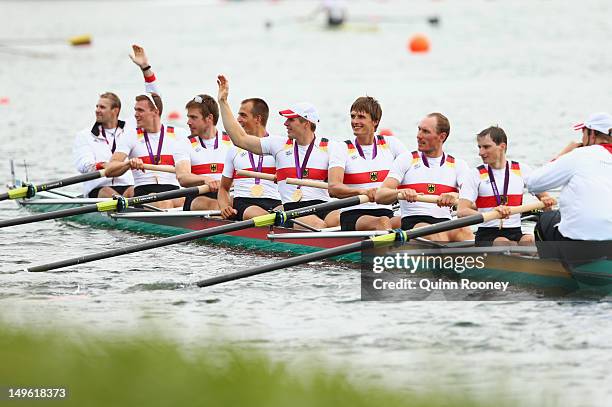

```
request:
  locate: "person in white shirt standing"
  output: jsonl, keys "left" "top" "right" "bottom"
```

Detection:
{"left": 526, "top": 112, "right": 612, "bottom": 242}
{"left": 458, "top": 126, "right": 555, "bottom": 246}
{"left": 376, "top": 113, "right": 473, "bottom": 241}
{"left": 72, "top": 92, "right": 134, "bottom": 198}
{"left": 328, "top": 96, "right": 406, "bottom": 231}
{"left": 175, "top": 94, "right": 230, "bottom": 211}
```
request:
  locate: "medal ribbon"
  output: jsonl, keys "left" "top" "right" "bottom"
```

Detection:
{"left": 293, "top": 137, "right": 316, "bottom": 190}
{"left": 199, "top": 130, "right": 219, "bottom": 149}
{"left": 487, "top": 162, "right": 510, "bottom": 206}
{"left": 355, "top": 137, "right": 377, "bottom": 160}
{"left": 421, "top": 152, "right": 445, "bottom": 168}
{"left": 143, "top": 125, "right": 165, "bottom": 165}
{"left": 100, "top": 126, "right": 118, "bottom": 153}
{"left": 248, "top": 152, "right": 264, "bottom": 185}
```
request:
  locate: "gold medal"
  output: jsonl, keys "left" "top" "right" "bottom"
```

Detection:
{"left": 250, "top": 184, "right": 264, "bottom": 197}
{"left": 291, "top": 188, "right": 303, "bottom": 202}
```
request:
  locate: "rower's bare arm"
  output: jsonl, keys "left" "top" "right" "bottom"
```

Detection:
{"left": 328, "top": 167, "right": 375, "bottom": 201}
{"left": 457, "top": 198, "right": 478, "bottom": 218}
{"left": 217, "top": 74, "right": 263, "bottom": 154}
{"left": 104, "top": 152, "right": 131, "bottom": 177}
{"left": 375, "top": 177, "right": 401, "bottom": 204}
{"left": 217, "top": 176, "right": 237, "bottom": 219}
{"left": 553, "top": 141, "right": 582, "bottom": 160}
{"left": 175, "top": 160, "right": 211, "bottom": 188}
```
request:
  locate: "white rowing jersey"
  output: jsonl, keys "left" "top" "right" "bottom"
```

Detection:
{"left": 526, "top": 144, "right": 612, "bottom": 240}
{"left": 388, "top": 151, "right": 470, "bottom": 219}
{"left": 222, "top": 145, "right": 280, "bottom": 200}
{"left": 73, "top": 120, "right": 134, "bottom": 197}
{"left": 260, "top": 135, "right": 331, "bottom": 204}
{"left": 329, "top": 135, "right": 406, "bottom": 211}
{"left": 460, "top": 160, "right": 532, "bottom": 228}
{"left": 187, "top": 129, "right": 232, "bottom": 181}
{"left": 115, "top": 124, "right": 190, "bottom": 187}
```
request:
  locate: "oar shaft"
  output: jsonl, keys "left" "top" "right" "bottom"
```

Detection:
{"left": 285, "top": 178, "right": 328, "bottom": 189}
{"left": 142, "top": 164, "right": 176, "bottom": 173}
{"left": 197, "top": 240, "right": 370, "bottom": 287}
{"left": 236, "top": 169, "right": 276, "bottom": 181}
{"left": 0, "top": 170, "right": 105, "bottom": 201}
{"left": 1, "top": 186, "right": 207, "bottom": 229}
{"left": 26, "top": 218, "right": 256, "bottom": 273}
{"left": 26, "top": 194, "right": 366, "bottom": 272}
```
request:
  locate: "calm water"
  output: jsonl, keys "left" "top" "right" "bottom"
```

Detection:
{"left": 1, "top": 0, "right": 611, "bottom": 405}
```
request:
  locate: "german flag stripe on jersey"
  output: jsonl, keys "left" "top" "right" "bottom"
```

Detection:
{"left": 376, "top": 135, "right": 388, "bottom": 148}
{"left": 276, "top": 167, "right": 328, "bottom": 181}
{"left": 192, "top": 163, "right": 224, "bottom": 175}
{"left": 221, "top": 132, "right": 231, "bottom": 145}
{"left": 475, "top": 194, "right": 523, "bottom": 208}
{"left": 478, "top": 165, "right": 488, "bottom": 180}
{"left": 398, "top": 183, "right": 458, "bottom": 194}
{"left": 137, "top": 154, "right": 175, "bottom": 166}
{"left": 343, "top": 170, "right": 389, "bottom": 184}
{"left": 165, "top": 126, "right": 175, "bottom": 139}
{"left": 283, "top": 139, "right": 293, "bottom": 150}
{"left": 188, "top": 136, "right": 199, "bottom": 148}
{"left": 411, "top": 151, "right": 419, "bottom": 165}
{"left": 344, "top": 140, "right": 357, "bottom": 154}
{"left": 510, "top": 161, "right": 521, "bottom": 176}
{"left": 319, "top": 137, "right": 329, "bottom": 152}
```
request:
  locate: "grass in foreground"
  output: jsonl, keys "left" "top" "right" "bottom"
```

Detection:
{"left": 0, "top": 324, "right": 494, "bottom": 407}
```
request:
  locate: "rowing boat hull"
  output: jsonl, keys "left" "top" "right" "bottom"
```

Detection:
{"left": 17, "top": 192, "right": 363, "bottom": 261}
{"left": 17, "top": 192, "right": 612, "bottom": 296}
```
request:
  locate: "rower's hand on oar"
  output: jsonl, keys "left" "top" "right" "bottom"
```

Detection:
{"left": 129, "top": 158, "right": 146, "bottom": 172}
{"left": 359, "top": 188, "right": 377, "bottom": 203}
{"left": 437, "top": 192, "right": 458, "bottom": 207}
{"left": 217, "top": 74, "right": 229, "bottom": 102}
{"left": 539, "top": 196, "right": 557, "bottom": 211}
{"left": 204, "top": 178, "right": 220, "bottom": 193}
{"left": 220, "top": 205, "right": 238, "bottom": 220}
{"left": 493, "top": 205, "right": 512, "bottom": 219}
{"left": 397, "top": 188, "right": 419, "bottom": 202}
{"left": 129, "top": 44, "right": 149, "bottom": 69}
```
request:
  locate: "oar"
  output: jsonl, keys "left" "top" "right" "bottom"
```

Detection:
{"left": 0, "top": 185, "right": 209, "bottom": 229}
{"left": 0, "top": 34, "right": 91, "bottom": 47}
{"left": 236, "top": 169, "right": 275, "bottom": 181}
{"left": 142, "top": 164, "right": 176, "bottom": 173}
{"left": 284, "top": 179, "right": 448, "bottom": 204}
{"left": 0, "top": 170, "right": 106, "bottom": 201}
{"left": 25, "top": 195, "right": 369, "bottom": 272}
{"left": 196, "top": 202, "right": 545, "bottom": 287}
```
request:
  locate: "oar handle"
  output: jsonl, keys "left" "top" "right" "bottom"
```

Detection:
{"left": 236, "top": 169, "right": 276, "bottom": 181}
{"left": 142, "top": 164, "right": 176, "bottom": 173}
{"left": 482, "top": 201, "right": 545, "bottom": 222}
{"left": 286, "top": 178, "right": 328, "bottom": 189}
{"left": 396, "top": 193, "right": 447, "bottom": 204}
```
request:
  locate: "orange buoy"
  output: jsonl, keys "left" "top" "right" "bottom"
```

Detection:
{"left": 379, "top": 128, "right": 394, "bottom": 136}
{"left": 167, "top": 111, "right": 181, "bottom": 121}
{"left": 408, "top": 34, "right": 430, "bottom": 53}
{"left": 0, "top": 97, "right": 9, "bottom": 105}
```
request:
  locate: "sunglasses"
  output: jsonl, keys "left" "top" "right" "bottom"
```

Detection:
{"left": 142, "top": 93, "right": 159, "bottom": 111}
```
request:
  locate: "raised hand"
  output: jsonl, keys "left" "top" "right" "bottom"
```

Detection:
{"left": 129, "top": 44, "right": 149, "bottom": 69}
{"left": 217, "top": 74, "right": 229, "bottom": 102}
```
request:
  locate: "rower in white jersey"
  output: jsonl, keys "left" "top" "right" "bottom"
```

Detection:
{"left": 376, "top": 113, "right": 474, "bottom": 241}
{"left": 216, "top": 91, "right": 281, "bottom": 221}
{"left": 328, "top": 96, "right": 407, "bottom": 231}
{"left": 105, "top": 45, "right": 190, "bottom": 209}
{"left": 72, "top": 92, "right": 134, "bottom": 198}
{"left": 458, "top": 126, "right": 555, "bottom": 246}
{"left": 174, "top": 94, "right": 232, "bottom": 211}
{"left": 217, "top": 75, "right": 338, "bottom": 229}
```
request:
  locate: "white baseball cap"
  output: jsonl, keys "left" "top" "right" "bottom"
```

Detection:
{"left": 573, "top": 112, "right": 612, "bottom": 135}
{"left": 279, "top": 102, "right": 320, "bottom": 124}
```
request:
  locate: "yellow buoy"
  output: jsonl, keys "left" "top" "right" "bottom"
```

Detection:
{"left": 69, "top": 35, "right": 92, "bottom": 46}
